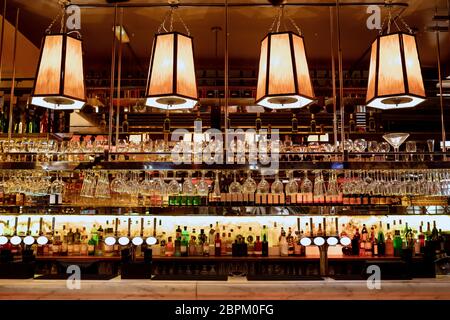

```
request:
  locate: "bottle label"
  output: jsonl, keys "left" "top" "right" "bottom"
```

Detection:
{"left": 181, "top": 246, "right": 187, "bottom": 253}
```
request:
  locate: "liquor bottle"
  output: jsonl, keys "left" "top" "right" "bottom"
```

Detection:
{"left": 165, "top": 237, "right": 174, "bottom": 257}
{"left": 221, "top": 232, "right": 227, "bottom": 256}
{"left": 351, "top": 228, "right": 360, "bottom": 256}
{"left": 176, "top": 225, "right": 182, "bottom": 241}
{"left": 425, "top": 221, "right": 431, "bottom": 243}
{"left": 159, "top": 233, "right": 166, "bottom": 257}
{"left": 368, "top": 111, "right": 376, "bottom": 132}
{"left": 418, "top": 224, "right": 425, "bottom": 251}
{"left": 349, "top": 113, "right": 356, "bottom": 132}
{"left": 99, "top": 113, "right": 107, "bottom": 131}
{"left": 67, "top": 228, "right": 74, "bottom": 256}
{"left": 40, "top": 110, "right": 49, "bottom": 133}
{"left": 393, "top": 230, "right": 403, "bottom": 257}
{"left": 253, "top": 236, "right": 262, "bottom": 256}
{"left": 310, "top": 114, "right": 316, "bottom": 132}
{"left": 174, "top": 234, "right": 181, "bottom": 257}
{"left": 291, "top": 113, "right": 298, "bottom": 133}
{"left": 431, "top": 221, "right": 439, "bottom": 241}
{"left": 189, "top": 230, "right": 197, "bottom": 256}
{"left": 279, "top": 228, "right": 288, "bottom": 257}
{"left": 226, "top": 232, "right": 233, "bottom": 256}
{"left": 261, "top": 225, "right": 269, "bottom": 257}
{"left": 209, "top": 223, "right": 216, "bottom": 255}
{"left": 246, "top": 227, "right": 255, "bottom": 256}
{"left": 214, "top": 233, "right": 222, "bottom": 256}
{"left": 198, "top": 229, "right": 206, "bottom": 256}
{"left": 255, "top": 112, "right": 262, "bottom": 131}
{"left": 385, "top": 223, "right": 394, "bottom": 256}
{"left": 122, "top": 114, "right": 129, "bottom": 132}
{"left": 287, "top": 228, "right": 295, "bottom": 256}
{"left": 361, "top": 224, "right": 368, "bottom": 242}
{"left": 181, "top": 226, "right": 189, "bottom": 257}
{"left": 316, "top": 223, "right": 323, "bottom": 237}
{"left": 377, "top": 222, "right": 385, "bottom": 256}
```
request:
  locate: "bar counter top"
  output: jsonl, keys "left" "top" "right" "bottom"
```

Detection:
{"left": 34, "top": 255, "right": 421, "bottom": 261}
{"left": 1, "top": 277, "right": 450, "bottom": 300}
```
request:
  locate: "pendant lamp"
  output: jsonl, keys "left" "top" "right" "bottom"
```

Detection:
{"left": 366, "top": 12, "right": 425, "bottom": 109}
{"left": 256, "top": 6, "right": 314, "bottom": 109}
{"left": 31, "top": 4, "right": 86, "bottom": 110}
{"left": 145, "top": 7, "right": 198, "bottom": 110}
{"left": 31, "top": 34, "right": 86, "bottom": 110}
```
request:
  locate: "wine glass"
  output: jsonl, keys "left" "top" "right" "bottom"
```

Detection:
{"left": 405, "top": 141, "right": 417, "bottom": 161}
{"left": 256, "top": 174, "right": 270, "bottom": 194}
{"left": 195, "top": 170, "right": 209, "bottom": 196}
{"left": 301, "top": 170, "right": 313, "bottom": 203}
{"left": 271, "top": 172, "right": 284, "bottom": 194}
{"left": 383, "top": 133, "right": 409, "bottom": 162}
{"left": 167, "top": 171, "right": 181, "bottom": 195}
{"left": 182, "top": 171, "right": 195, "bottom": 195}
{"left": 242, "top": 171, "right": 257, "bottom": 194}
{"left": 427, "top": 139, "right": 435, "bottom": 161}
{"left": 229, "top": 170, "right": 243, "bottom": 194}
{"left": 285, "top": 171, "right": 298, "bottom": 194}
{"left": 313, "top": 170, "right": 326, "bottom": 203}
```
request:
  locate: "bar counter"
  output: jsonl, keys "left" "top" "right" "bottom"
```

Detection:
{"left": 0, "top": 277, "right": 449, "bottom": 300}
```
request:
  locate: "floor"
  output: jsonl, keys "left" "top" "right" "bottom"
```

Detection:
{"left": 1, "top": 277, "right": 450, "bottom": 300}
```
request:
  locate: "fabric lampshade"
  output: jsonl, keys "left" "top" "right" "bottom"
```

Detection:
{"left": 145, "top": 32, "right": 198, "bottom": 110}
{"left": 31, "top": 34, "right": 86, "bottom": 110}
{"left": 256, "top": 31, "right": 314, "bottom": 109}
{"left": 366, "top": 32, "right": 426, "bottom": 109}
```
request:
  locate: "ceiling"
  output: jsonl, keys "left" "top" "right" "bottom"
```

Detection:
{"left": 4, "top": 0, "right": 450, "bottom": 75}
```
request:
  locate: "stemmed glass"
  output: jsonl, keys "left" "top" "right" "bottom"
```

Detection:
{"left": 353, "top": 139, "right": 367, "bottom": 161}
{"left": 326, "top": 171, "right": 340, "bottom": 202}
{"left": 285, "top": 171, "right": 298, "bottom": 194}
{"left": 383, "top": 133, "right": 409, "bottom": 162}
{"left": 182, "top": 171, "right": 195, "bottom": 196}
{"left": 256, "top": 173, "right": 270, "bottom": 194}
{"left": 242, "top": 171, "right": 257, "bottom": 194}
{"left": 427, "top": 139, "right": 435, "bottom": 161}
{"left": 212, "top": 171, "right": 221, "bottom": 198}
{"left": 300, "top": 171, "right": 313, "bottom": 203}
{"left": 195, "top": 170, "right": 210, "bottom": 196}
{"left": 167, "top": 171, "right": 181, "bottom": 195}
{"left": 271, "top": 172, "right": 284, "bottom": 194}
{"left": 313, "top": 170, "right": 326, "bottom": 203}
{"left": 405, "top": 141, "right": 417, "bottom": 161}
{"left": 229, "top": 170, "right": 243, "bottom": 194}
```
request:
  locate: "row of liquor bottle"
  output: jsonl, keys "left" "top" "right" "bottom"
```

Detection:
{"left": 0, "top": 217, "right": 445, "bottom": 259}
{"left": 0, "top": 108, "right": 68, "bottom": 134}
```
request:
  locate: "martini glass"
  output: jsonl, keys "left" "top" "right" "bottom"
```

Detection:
{"left": 383, "top": 133, "right": 409, "bottom": 162}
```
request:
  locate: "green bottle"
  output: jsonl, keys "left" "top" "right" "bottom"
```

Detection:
{"left": 377, "top": 222, "right": 385, "bottom": 255}
{"left": 393, "top": 230, "right": 403, "bottom": 257}
{"left": 181, "top": 226, "right": 189, "bottom": 256}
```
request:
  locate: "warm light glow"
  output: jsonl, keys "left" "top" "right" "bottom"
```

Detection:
{"left": 113, "top": 26, "right": 130, "bottom": 43}
{"left": 256, "top": 32, "right": 314, "bottom": 109}
{"left": 146, "top": 32, "right": 198, "bottom": 110}
{"left": 366, "top": 32, "right": 425, "bottom": 109}
{"left": 32, "top": 34, "right": 86, "bottom": 110}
